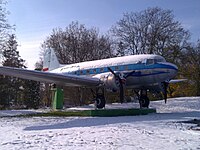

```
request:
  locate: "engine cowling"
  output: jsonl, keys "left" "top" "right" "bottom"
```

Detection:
{"left": 100, "top": 73, "right": 121, "bottom": 92}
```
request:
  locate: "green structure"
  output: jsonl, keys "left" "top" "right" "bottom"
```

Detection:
{"left": 87, "top": 108, "right": 156, "bottom": 117}
{"left": 28, "top": 108, "right": 156, "bottom": 117}
{"left": 52, "top": 87, "right": 64, "bottom": 110}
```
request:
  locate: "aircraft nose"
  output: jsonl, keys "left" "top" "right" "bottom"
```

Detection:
{"left": 168, "top": 63, "right": 178, "bottom": 78}
{"left": 172, "top": 63, "right": 178, "bottom": 70}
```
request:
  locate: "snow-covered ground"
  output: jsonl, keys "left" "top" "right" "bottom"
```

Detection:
{"left": 0, "top": 97, "right": 200, "bottom": 150}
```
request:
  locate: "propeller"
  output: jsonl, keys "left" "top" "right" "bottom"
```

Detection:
{"left": 107, "top": 67, "right": 135, "bottom": 103}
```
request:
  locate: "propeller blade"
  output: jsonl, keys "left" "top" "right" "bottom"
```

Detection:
{"left": 107, "top": 67, "right": 117, "bottom": 77}
{"left": 107, "top": 67, "right": 125, "bottom": 103}
{"left": 119, "top": 83, "right": 124, "bottom": 103}
{"left": 164, "top": 91, "right": 167, "bottom": 104}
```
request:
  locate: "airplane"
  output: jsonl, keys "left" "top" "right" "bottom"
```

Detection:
{"left": 0, "top": 48, "right": 181, "bottom": 109}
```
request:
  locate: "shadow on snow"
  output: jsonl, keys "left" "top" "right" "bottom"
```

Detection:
{"left": 24, "top": 111, "right": 200, "bottom": 131}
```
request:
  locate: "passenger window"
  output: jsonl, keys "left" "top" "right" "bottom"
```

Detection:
{"left": 115, "top": 66, "right": 119, "bottom": 71}
{"left": 86, "top": 70, "right": 90, "bottom": 74}
{"left": 100, "top": 68, "right": 104, "bottom": 72}
{"left": 124, "top": 65, "right": 129, "bottom": 70}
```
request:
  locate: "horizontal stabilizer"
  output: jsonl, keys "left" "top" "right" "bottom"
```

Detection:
{"left": 169, "top": 79, "right": 187, "bottom": 83}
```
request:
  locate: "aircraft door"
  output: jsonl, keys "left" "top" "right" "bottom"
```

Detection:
{"left": 144, "top": 59, "right": 156, "bottom": 84}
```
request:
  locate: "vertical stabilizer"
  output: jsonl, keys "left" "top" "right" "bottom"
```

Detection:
{"left": 43, "top": 48, "right": 60, "bottom": 71}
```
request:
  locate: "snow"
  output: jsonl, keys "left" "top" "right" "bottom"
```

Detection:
{"left": 0, "top": 97, "right": 200, "bottom": 150}
{"left": 0, "top": 109, "right": 44, "bottom": 117}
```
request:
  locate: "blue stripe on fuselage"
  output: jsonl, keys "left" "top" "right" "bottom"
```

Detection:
{"left": 67, "top": 63, "right": 176, "bottom": 76}
{"left": 125, "top": 71, "right": 169, "bottom": 77}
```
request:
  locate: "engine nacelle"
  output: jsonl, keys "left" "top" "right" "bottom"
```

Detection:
{"left": 100, "top": 74, "right": 120, "bottom": 92}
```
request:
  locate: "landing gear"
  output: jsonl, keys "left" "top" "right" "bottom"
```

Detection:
{"left": 91, "top": 87, "right": 106, "bottom": 109}
{"left": 139, "top": 95, "right": 150, "bottom": 108}
{"left": 135, "top": 90, "right": 150, "bottom": 108}
{"left": 95, "top": 93, "right": 106, "bottom": 109}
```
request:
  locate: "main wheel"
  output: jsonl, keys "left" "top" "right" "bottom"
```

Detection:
{"left": 139, "top": 95, "right": 150, "bottom": 108}
{"left": 96, "top": 95, "right": 106, "bottom": 109}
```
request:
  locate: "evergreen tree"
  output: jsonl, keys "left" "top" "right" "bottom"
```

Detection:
{"left": 23, "top": 78, "right": 41, "bottom": 109}
{"left": 2, "top": 34, "right": 25, "bottom": 68}
{"left": 0, "top": 34, "right": 26, "bottom": 108}
{"left": 0, "top": 77, "right": 10, "bottom": 108}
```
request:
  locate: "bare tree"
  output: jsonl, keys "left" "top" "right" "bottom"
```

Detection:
{"left": 111, "top": 7, "right": 190, "bottom": 61}
{"left": 41, "top": 21, "right": 113, "bottom": 64}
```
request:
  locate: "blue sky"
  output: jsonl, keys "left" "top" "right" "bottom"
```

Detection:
{"left": 6, "top": 0, "right": 200, "bottom": 68}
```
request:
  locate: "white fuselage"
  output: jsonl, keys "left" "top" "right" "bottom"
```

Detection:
{"left": 50, "top": 54, "right": 178, "bottom": 89}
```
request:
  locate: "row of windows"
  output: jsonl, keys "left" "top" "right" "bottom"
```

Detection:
{"left": 65, "top": 59, "right": 165, "bottom": 75}
{"left": 73, "top": 65, "right": 130, "bottom": 75}
{"left": 68, "top": 58, "right": 165, "bottom": 75}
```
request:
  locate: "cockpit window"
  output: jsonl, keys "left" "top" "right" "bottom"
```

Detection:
{"left": 146, "top": 59, "right": 154, "bottom": 65}
{"left": 144, "top": 56, "right": 166, "bottom": 65}
{"left": 155, "top": 59, "right": 165, "bottom": 63}
{"left": 146, "top": 58, "right": 166, "bottom": 65}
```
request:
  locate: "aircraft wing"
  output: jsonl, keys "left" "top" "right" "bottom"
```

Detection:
{"left": 0, "top": 66, "right": 102, "bottom": 87}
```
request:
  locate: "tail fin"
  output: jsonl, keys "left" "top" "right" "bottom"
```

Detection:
{"left": 43, "top": 48, "right": 60, "bottom": 71}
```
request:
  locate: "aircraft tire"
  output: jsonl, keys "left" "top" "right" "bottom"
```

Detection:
{"left": 139, "top": 96, "right": 150, "bottom": 108}
{"left": 96, "top": 95, "right": 106, "bottom": 109}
